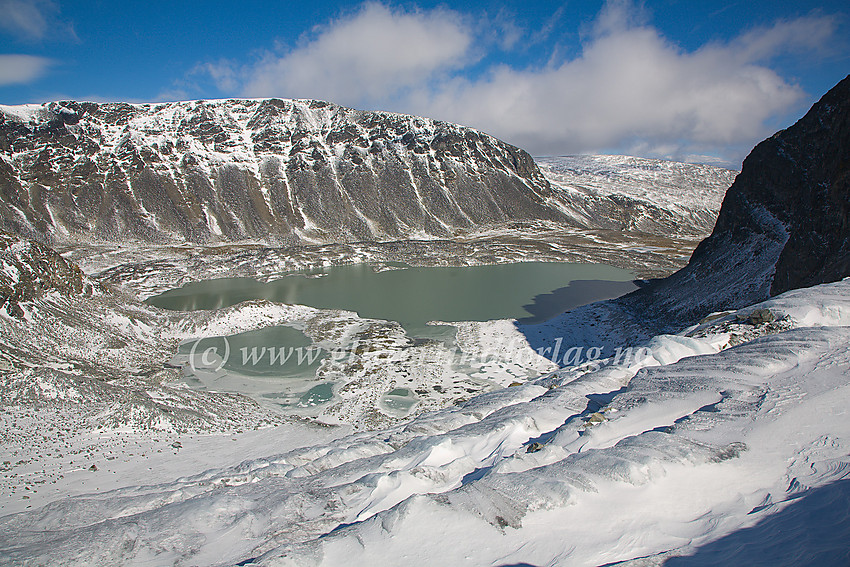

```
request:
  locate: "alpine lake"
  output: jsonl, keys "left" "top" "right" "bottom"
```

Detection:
{"left": 147, "top": 262, "right": 637, "bottom": 414}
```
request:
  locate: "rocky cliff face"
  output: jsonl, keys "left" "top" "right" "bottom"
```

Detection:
{"left": 0, "top": 99, "right": 568, "bottom": 245}
{"left": 0, "top": 230, "right": 95, "bottom": 316}
{"left": 635, "top": 74, "right": 850, "bottom": 324}
{"left": 722, "top": 77, "right": 850, "bottom": 296}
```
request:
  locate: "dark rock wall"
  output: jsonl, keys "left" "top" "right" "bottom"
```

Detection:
{"left": 633, "top": 74, "right": 850, "bottom": 325}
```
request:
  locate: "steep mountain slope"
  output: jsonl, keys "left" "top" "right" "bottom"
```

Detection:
{"left": 0, "top": 229, "right": 96, "bottom": 316}
{"left": 537, "top": 155, "right": 737, "bottom": 238}
{"left": 520, "top": 74, "right": 850, "bottom": 360}
{"left": 638, "top": 73, "right": 850, "bottom": 323}
{"left": 0, "top": 99, "right": 567, "bottom": 245}
{"left": 0, "top": 99, "right": 739, "bottom": 250}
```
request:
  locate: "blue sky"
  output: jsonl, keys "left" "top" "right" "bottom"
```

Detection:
{"left": 1, "top": 0, "right": 848, "bottom": 165}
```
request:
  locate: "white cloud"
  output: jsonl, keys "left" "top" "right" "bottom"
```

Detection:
{"left": 189, "top": 1, "right": 839, "bottom": 164}
{"left": 0, "top": 0, "right": 50, "bottom": 40}
{"left": 0, "top": 0, "right": 74, "bottom": 42}
{"left": 727, "top": 14, "right": 840, "bottom": 62}
{"left": 193, "top": 60, "right": 241, "bottom": 93}
{"left": 482, "top": 8, "right": 525, "bottom": 51}
{"left": 403, "top": 7, "right": 838, "bottom": 162}
{"left": 0, "top": 54, "right": 53, "bottom": 86}
{"left": 591, "top": 0, "right": 651, "bottom": 36}
{"left": 410, "top": 25, "right": 807, "bottom": 160}
{"left": 242, "top": 2, "right": 473, "bottom": 106}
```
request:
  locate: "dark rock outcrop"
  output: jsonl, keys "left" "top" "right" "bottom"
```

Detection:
{"left": 0, "top": 99, "right": 570, "bottom": 245}
{"left": 634, "top": 74, "right": 850, "bottom": 325}
{"left": 0, "top": 230, "right": 95, "bottom": 316}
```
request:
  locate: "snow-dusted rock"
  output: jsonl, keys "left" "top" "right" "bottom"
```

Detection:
{"left": 0, "top": 99, "right": 566, "bottom": 245}
{"left": 537, "top": 154, "right": 737, "bottom": 238}
{"left": 0, "top": 230, "right": 95, "bottom": 316}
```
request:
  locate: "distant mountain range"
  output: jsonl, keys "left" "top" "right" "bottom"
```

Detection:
{"left": 537, "top": 154, "right": 736, "bottom": 238}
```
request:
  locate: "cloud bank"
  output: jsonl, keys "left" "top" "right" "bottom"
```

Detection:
{"left": 189, "top": 1, "right": 839, "bottom": 164}
{"left": 0, "top": 54, "right": 54, "bottom": 86}
{"left": 242, "top": 3, "right": 473, "bottom": 105}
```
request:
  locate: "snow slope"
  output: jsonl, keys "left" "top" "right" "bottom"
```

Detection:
{"left": 2, "top": 279, "right": 849, "bottom": 566}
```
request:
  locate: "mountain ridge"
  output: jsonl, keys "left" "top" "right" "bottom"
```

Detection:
{"left": 0, "top": 98, "right": 567, "bottom": 245}
{"left": 640, "top": 73, "right": 850, "bottom": 323}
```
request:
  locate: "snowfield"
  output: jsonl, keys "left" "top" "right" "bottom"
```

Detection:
{"left": 2, "top": 279, "right": 849, "bottom": 566}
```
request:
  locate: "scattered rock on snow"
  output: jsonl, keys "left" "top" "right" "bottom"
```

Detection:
{"left": 737, "top": 308, "right": 775, "bottom": 325}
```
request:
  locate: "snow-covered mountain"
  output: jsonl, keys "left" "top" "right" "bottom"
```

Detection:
{"left": 0, "top": 99, "right": 568, "bottom": 245}
{"left": 0, "top": 99, "right": 737, "bottom": 249}
{"left": 537, "top": 154, "right": 737, "bottom": 237}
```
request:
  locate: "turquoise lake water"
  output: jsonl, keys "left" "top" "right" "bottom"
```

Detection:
{"left": 148, "top": 261, "right": 637, "bottom": 334}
